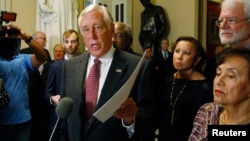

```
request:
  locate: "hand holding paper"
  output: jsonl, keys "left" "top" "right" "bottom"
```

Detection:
{"left": 113, "top": 97, "right": 137, "bottom": 124}
{"left": 93, "top": 51, "right": 146, "bottom": 123}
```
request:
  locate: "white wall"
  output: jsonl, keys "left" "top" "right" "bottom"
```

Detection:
{"left": 10, "top": 0, "right": 201, "bottom": 54}
{"left": 12, "top": 0, "right": 36, "bottom": 48}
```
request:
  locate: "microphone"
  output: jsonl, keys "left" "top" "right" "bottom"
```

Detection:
{"left": 49, "top": 97, "right": 74, "bottom": 141}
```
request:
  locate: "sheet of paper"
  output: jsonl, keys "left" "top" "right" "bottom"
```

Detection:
{"left": 93, "top": 51, "right": 146, "bottom": 123}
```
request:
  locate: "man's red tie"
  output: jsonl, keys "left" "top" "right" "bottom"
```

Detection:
{"left": 85, "top": 58, "right": 100, "bottom": 121}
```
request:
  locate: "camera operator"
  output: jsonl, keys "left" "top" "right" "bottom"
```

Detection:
{"left": 20, "top": 31, "right": 52, "bottom": 141}
{"left": 0, "top": 25, "right": 48, "bottom": 141}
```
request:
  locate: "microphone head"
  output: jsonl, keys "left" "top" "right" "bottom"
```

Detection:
{"left": 56, "top": 97, "right": 74, "bottom": 119}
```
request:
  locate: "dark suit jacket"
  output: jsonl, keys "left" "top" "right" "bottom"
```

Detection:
{"left": 42, "top": 60, "right": 55, "bottom": 82}
{"left": 44, "top": 59, "right": 65, "bottom": 130}
{"left": 60, "top": 49, "right": 156, "bottom": 141}
{"left": 45, "top": 59, "right": 65, "bottom": 103}
{"left": 153, "top": 51, "right": 175, "bottom": 80}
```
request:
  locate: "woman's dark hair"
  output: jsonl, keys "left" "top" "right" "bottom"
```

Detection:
{"left": 172, "top": 36, "right": 206, "bottom": 72}
{"left": 216, "top": 47, "right": 250, "bottom": 79}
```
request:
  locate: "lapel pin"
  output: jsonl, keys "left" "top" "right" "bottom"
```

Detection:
{"left": 115, "top": 69, "right": 122, "bottom": 73}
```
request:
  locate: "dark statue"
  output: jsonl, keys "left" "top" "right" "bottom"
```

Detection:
{"left": 139, "top": 0, "right": 169, "bottom": 57}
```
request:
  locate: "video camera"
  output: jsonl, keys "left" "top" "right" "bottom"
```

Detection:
{"left": 0, "top": 11, "right": 19, "bottom": 37}
{"left": 0, "top": 11, "right": 21, "bottom": 59}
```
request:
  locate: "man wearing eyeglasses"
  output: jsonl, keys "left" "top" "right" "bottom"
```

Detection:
{"left": 113, "top": 22, "right": 140, "bottom": 56}
{"left": 20, "top": 31, "right": 52, "bottom": 75}
{"left": 59, "top": 5, "right": 156, "bottom": 141}
{"left": 20, "top": 31, "right": 51, "bottom": 62}
{"left": 204, "top": 0, "right": 250, "bottom": 95}
{"left": 217, "top": 0, "right": 250, "bottom": 48}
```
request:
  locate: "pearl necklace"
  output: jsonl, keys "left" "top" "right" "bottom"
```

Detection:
{"left": 169, "top": 74, "right": 189, "bottom": 126}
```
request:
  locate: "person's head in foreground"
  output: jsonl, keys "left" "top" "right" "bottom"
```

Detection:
{"left": 214, "top": 47, "right": 250, "bottom": 125}
{"left": 188, "top": 48, "right": 250, "bottom": 141}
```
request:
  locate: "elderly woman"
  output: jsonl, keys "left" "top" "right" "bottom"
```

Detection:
{"left": 188, "top": 48, "right": 250, "bottom": 141}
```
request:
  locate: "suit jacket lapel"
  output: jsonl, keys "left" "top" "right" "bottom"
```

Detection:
{"left": 74, "top": 53, "right": 89, "bottom": 111}
{"left": 97, "top": 50, "right": 127, "bottom": 108}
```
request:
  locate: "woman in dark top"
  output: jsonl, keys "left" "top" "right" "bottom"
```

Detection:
{"left": 157, "top": 36, "right": 212, "bottom": 141}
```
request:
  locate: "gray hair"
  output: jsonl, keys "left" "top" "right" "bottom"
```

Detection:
{"left": 78, "top": 4, "right": 114, "bottom": 34}
{"left": 222, "top": 0, "right": 250, "bottom": 20}
{"left": 124, "top": 23, "right": 132, "bottom": 38}
{"left": 53, "top": 44, "right": 64, "bottom": 52}
{"left": 32, "top": 31, "right": 45, "bottom": 39}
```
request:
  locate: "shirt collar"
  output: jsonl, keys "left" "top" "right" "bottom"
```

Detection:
{"left": 89, "top": 46, "right": 116, "bottom": 64}
{"left": 162, "top": 50, "right": 168, "bottom": 56}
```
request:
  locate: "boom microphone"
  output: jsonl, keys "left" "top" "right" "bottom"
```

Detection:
{"left": 49, "top": 97, "right": 74, "bottom": 141}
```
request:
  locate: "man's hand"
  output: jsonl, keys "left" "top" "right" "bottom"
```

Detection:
{"left": 51, "top": 94, "right": 61, "bottom": 105}
{"left": 114, "top": 97, "right": 137, "bottom": 125}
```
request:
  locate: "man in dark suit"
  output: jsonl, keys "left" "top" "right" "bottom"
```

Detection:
{"left": 19, "top": 31, "right": 52, "bottom": 141}
{"left": 151, "top": 37, "right": 175, "bottom": 137}
{"left": 60, "top": 5, "right": 156, "bottom": 141}
{"left": 45, "top": 59, "right": 64, "bottom": 140}
{"left": 42, "top": 44, "right": 65, "bottom": 82}
{"left": 44, "top": 29, "right": 80, "bottom": 139}
{"left": 154, "top": 37, "right": 175, "bottom": 79}
{"left": 20, "top": 31, "right": 52, "bottom": 72}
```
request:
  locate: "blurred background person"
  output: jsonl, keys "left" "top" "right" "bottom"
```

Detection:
{"left": 113, "top": 22, "right": 140, "bottom": 56}
{"left": 20, "top": 31, "right": 52, "bottom": 75}
{"left": 42, "top": 44, "right": 65, "bottom": 82}
{"left": 52, "top": 44, "right": 66, "bottom": 61}
{"left": 153, "top": 37, "right": 175, "bottom": 80}
{"left": 144, "top": 47, "right": 153, "bottom": 59}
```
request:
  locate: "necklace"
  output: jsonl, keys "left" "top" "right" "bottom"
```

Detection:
{"left": 220, "top": 111, "right": 250, "bottom": 125}
{"left": 169, "top": 74, "right": 189, "bottom": 126}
